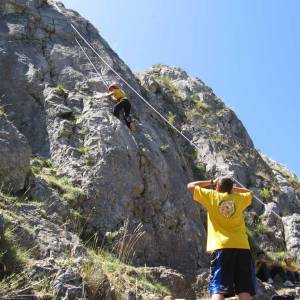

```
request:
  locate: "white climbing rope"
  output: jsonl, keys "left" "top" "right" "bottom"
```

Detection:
{"left": 74, "top": 38, "right": 109, "bottom": 89}
{"left": 53, "top": 2, "right": 282, "bottom": 221}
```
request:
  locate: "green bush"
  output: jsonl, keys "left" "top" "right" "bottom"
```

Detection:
{"left": 166, "top": 111, "right": 176, "bottom": 125}
{"left": 156, "top": 76, "right": 181, "bottom": 98}
{"left": 186, "top": 108, "right": 201, "bottom": 119}
{"left": 259, "top": 188, "right": 272, "bottom": 200}
{"left": 159, "top": 144, "right": 169, "bottom": 153}
{"left": 0, "top": 105, "right": 6, "bottom": 117}
{"left": 193, "top": 99, "right": 210, "bottom": 113}
{"left": 54, "top": 83, "right": 68, "bottom": 98}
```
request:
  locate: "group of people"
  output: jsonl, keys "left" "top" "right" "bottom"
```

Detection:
{"left": 256, "top": 251, "right": 299, "bottom": 287}
{"left": 187, "top": 176, "right": 299, "bottom": 300}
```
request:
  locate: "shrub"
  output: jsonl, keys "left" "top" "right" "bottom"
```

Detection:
{"left": 79, "top": 146, "right": 90, "bottom": 154}
{"left": 193, "top": 99, "right": 210, "bottom": 113}
{"left": 54, "top": 83, "right": 68, "bottom": 98}
{"left": 0, "top": 105, "right": 6, "bottom": 117}
{"left": 166, "top": 111, "right": 176, "bottom": 125}
{"left": 186, "top": 108, "right": 201, "bottom": 120}
{"left": 259, "top": 188, "right": 272, "bottom": 200}
{"left": 159, "top": 144, "right": 169, "bottom": 153}
{"left": 156, "top": 76, "right": 181, "bottom": 98}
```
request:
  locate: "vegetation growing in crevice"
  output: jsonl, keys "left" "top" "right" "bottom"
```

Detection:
{"left": 81, "top": 249, "right": 170, "bottom": 300}
{"left": 259, "top": 187, "right": 272, "bottom": 201}
{"left": 192, "top": 98, "right": 210, "bottom": 113}
{"left": 54, "top": 83, "right": 68, "bottom": 98}
{"left": 156, "top": 76, "right": 181, "bottom": 99}
{"left": 166, "top": 111, "right": 176, "bottom": 125}
{"left": 0, "top": 231, "right": 29, "bottom": 279}
{"left": 31, "top": 157, "right": 83, "bottom": 206}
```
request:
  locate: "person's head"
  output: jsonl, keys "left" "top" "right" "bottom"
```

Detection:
{"left": 108, "top": 83, "right": 119, "bottom": 92}
{"left": 257, "top": 251, "right": 266, "bottom": 261}
{"left": 285, "top": 257, "right": 293, "bottom": 265}
{"left": 216, "top": 176, "right": 234, "bottom": 193}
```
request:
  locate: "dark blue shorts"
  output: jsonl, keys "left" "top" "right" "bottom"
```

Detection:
{"left": 209, "top": 248, "right": 256, "bottom": 298}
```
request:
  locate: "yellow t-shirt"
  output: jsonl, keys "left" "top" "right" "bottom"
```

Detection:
{"left": 111, "top": 88, "right": 127, "bottom": 102}
{"left": 193, "top": 186, "right": 252, "bottom": 252}
{"left": 285, "top": 263, "right": 299, "bottom": 272}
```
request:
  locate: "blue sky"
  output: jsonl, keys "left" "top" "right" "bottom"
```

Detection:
{"left": 62, "top": 0, "right": 300, "bottom": 177}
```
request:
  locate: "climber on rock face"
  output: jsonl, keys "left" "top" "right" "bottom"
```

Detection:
{"left": 187, "top": 176, "right": 256, "bottom": 300}
{"left": 107, "top": 82, "right": 132, "bottom": 130}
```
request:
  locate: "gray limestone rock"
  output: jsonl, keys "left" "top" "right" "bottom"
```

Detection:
{"left": 283, "top": 214, "right": 300, "bottom": 263}
{"left": 53, "top": 267, "right": 82, "bottom": 299}
{"left": 0, "top": 214, "right": 5, "bottom": 239}
{"left": 0, "top": 117, "right": 31, "bottom": 192}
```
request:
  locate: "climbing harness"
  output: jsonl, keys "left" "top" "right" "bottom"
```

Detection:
{"left": 53, "top": 2, "right": 282, "bottom": 221}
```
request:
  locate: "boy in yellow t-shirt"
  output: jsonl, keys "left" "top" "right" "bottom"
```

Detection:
{"left": 187, "top": 176, "right": 256, "bottom": 300}
{"left": 108, "top": 83, "right": 132, "bottom": 129}
{"left": 284, "top": 257, "right": 299, "bottom": 285}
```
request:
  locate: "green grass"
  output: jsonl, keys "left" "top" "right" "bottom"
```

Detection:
{"left": 31, "top": 157, "right": 58, "bottom": 175}
{"left": 0, "top": 226, "right": 32, "bottom": 280}
{"left": 266, "top": 251, "right": 289, "bottom": 263}
{"left": 81, "top": 249, "right": 170, "bottom": 299}
{"left": 288, "top": 175, "right": 300, "bottom": 192}
{"left": 254, "top": 220, "right": 272, "bottom": 234}
{"left": 40, "top": 174, "right": 83, "bottom": 205}
{"left": 31, "top": 157, "right": 83, "bottom": 205}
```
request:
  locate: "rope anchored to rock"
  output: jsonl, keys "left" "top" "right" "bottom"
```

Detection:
{"left": 53, "top": 1, "right": 282, "bottom": 221}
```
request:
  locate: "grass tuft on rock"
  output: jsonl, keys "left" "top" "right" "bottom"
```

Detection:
{"left": 81, "top": 249, "right": 170, "bottom": 299}
{"left": 31, "top": 156, "right": 83, "bottom": 205}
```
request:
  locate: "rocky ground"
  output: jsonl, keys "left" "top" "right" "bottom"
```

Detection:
{"left": 0, "top": 0, "right": 299, "bottom": 299}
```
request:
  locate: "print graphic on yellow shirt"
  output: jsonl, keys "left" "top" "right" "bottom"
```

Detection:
{"left": 193, "top": 186, "right": 252, "bottom": 252}
{"left": 111, "top": 88, "right": 127, "bottom": 102}
{"left": 218, "top": 200, "right": 235, "bottom": 217}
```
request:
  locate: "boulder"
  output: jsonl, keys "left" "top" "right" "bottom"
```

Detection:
{"left": 0, "top": 118, "right": 31, "bottom": 192}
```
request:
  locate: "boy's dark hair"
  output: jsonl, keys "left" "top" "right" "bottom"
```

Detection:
{"left": 218, "top": 176, "right": 234, "bottom": 193}
{"left": 257, "top": 251, "right": 266, "bottom": 257}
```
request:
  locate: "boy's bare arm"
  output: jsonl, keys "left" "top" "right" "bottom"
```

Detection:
{"left": 232, "top": 186, "right": 252, "bottom": 193}
{"left": 187, "top": 180, "right": 215, "bottom": 193}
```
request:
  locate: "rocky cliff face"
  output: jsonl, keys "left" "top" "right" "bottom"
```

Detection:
{"left": 0, "top": 1, "right": 299, "bottom": 299}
